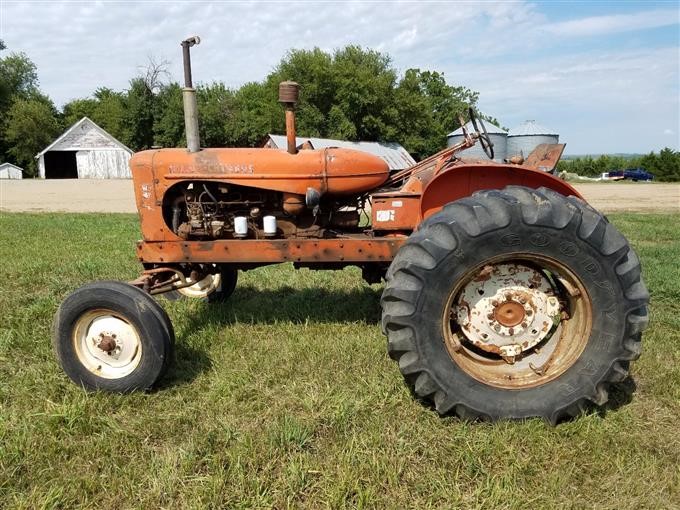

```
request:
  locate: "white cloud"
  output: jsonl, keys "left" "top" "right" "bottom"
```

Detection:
{"left": 453, "top": 47, "right": 679, "bottom": 153}
{"left": 0, "top": 0, "right": 677, "bottom": 154}
{"left": 544, "top": 9, "right": 679, "bottom": 37}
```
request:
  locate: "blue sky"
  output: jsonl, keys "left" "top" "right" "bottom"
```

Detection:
{"left": 1, "top": 0, "right": 678, "bottom": 155}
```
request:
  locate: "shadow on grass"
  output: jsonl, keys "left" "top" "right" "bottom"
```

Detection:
{"left": 406, "top": 374, "right": 638, "bottom": 425}
{"left": 157, "top": 342, "right": 213, "bottom": 390}
{"left": 159, "top": 284, "right": 383, "bottom": 388}
{"left": 598, "top": 376, "right": 637, "bottom": 416}
{"left": 159, "top": 285, "right": 640, "bottom": 423}
{"left": 193, "top": 284, "right": 382, "bottom": 325}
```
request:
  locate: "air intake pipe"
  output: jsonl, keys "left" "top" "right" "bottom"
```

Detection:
{"left": 279, "top": 81, "right": 300, "bottom": 154}
{"left": 181, "top": 36, "right": 201, "bottom": 153}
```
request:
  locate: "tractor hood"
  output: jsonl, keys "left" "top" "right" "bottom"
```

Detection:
{"left": 131, "top": 147, "right": 389, "bottom": 196}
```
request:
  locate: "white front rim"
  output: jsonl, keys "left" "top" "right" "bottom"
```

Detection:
{"left": 73, "top": 310, "right": 142, "bottom": 379}
{"left": 177, "top": 273, "right": 222, "bottom": 299}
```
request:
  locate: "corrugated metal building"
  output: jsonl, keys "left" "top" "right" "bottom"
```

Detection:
{"left": 263, "top": 134, "right": 416, "bottom": 171}
{"left": 507, "top": 120, "right": 559, "bottom": 160}
{"left": 36, "top": 117, "right": 132, "bottom": 179}
{"left": 447, "top": 121, "right": 507, "bottom": 162}
{"left": 0, "top": 162, "right": 23, "bottom": 179}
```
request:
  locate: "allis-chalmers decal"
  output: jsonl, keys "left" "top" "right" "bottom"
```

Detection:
{"left": 168, "top": 163, "right": 255, "bottom": 175}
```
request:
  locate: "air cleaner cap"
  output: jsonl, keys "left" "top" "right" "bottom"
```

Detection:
{"left": 279, "top": 81, "right": 300, "bottom": 104}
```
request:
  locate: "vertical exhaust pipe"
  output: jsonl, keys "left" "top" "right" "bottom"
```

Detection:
{"left": 278, "top": 81, "right": 300, "bottom": 154}
{"left": 181, "top": 36, "right": 201, "bottom": 153}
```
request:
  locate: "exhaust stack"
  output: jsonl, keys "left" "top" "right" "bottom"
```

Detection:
{"left": 278, "top": 81, "right": 300, "bottom": 154}
{"left": 181, "top": 36, "right": 201, "bottom": 153}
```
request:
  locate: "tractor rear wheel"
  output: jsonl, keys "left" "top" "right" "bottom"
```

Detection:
{"left": 381, "top": 186, "right": 648, "bottom": 423}
{"left": 53, "top": 281, "right": 174, "bottom": 392}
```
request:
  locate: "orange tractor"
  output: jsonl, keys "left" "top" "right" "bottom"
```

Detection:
{"left": 53, "top": 38, "right": 648, "bottom": 423}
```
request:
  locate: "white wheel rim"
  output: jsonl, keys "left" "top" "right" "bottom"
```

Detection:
{"left": 73, "top": 310, "right": 142, "bottom": 379}
{"left": 443, "top": 255, "right": 592, "bottom": 389}
{"left": 177, "top": 273, "right": 222, "bottom": 299}
{"left": 454, "top": 263, "right": 561, "bottom": 360}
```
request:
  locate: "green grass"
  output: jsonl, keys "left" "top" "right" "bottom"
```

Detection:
{"left": 1, "top": 212, "right": 679, "bottom": 509}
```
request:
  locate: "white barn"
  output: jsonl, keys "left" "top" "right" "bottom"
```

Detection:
{"left": 36, "top": 117, "right": 133, "bottom": 179}
{"left": 0, "top": 162, "right": 23, "bottom": 179}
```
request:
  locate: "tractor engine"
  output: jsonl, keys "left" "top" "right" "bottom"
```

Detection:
{"left": 164, "top": 181, "right": 363, "bottom": 240}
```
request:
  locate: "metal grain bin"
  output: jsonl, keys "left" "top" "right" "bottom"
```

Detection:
{"left": 447, "top": 121, "right": 507, "bottom": 162}
{"left": 507, "top": 120, "right": 559, "bottom": 160}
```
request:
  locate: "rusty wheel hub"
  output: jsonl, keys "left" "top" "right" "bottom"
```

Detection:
{"left": 73, "top": 311, "right": 142, "bottom": 379}
{"left": 493, "top": 301, "right": 525, "bottom": 327}
{"left": 454, "top": 263, "right": 561, "bottom": 361}
{"left": 97, "top": 333, "right": 118, "bottom": 353}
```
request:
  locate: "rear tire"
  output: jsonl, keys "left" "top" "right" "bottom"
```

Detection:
{"left": 53, "top": 281, "right": 174, "bottom": 392}
{"left": 381, "top": 186, "right": 649, "bottom": 423}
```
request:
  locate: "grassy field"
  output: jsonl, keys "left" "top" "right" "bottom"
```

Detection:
{"left": 0, "top": 212, "right": 679, "bottom": 509}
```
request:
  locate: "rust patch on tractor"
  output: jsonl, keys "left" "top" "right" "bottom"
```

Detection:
{"left": 474, "top": 264, "right": 495, "bottom": 282}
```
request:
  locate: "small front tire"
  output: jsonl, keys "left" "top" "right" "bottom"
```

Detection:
{"left": 53, "top": 281, "right": 174, "bottom": 392}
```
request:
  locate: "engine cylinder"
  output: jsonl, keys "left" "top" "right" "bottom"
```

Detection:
{"left": 283, "top": 193, "right": 306, "bottom": 215}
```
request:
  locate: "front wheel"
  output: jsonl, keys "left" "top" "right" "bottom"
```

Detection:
{"left": 53, "top": 281, "right": 174, "bottom": 392}
{"left": 381, "top": 186, "right": 649, "bottom": 423}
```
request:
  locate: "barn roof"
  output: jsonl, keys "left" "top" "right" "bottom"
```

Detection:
{"left": 265, "top": 134, "right": 416, "bottom": 170}
{"left": 0, "top": 162, "right": 24, "bottom": 172}
{"left": 36, "top": 117, "right": 132, "bottom": 158}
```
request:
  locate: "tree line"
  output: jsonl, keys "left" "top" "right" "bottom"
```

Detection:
{"left": 556, "top": 150, "right": 680, "bottom": 182}
{"left": 1, "top": 41, "right": 482, "bottom": 177}
{"left": 2, "top": 40, "right": 677, "bottom": 181}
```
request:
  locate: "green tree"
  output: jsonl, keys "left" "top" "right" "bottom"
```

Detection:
{"left": 331, "top": 46, "right": 397, "bottom": 140}
{"left": 61, "top": 88, "right": 127, "bottom": 143}
{"left": 123, "top": 78, "right": 155, "bottom": 150}
{"left": 198, "top": 82, "right": 236, "bottom": 147}
{"left": 656, "top": 147, "right": 680, "bottom": 181}
{"left": 227, "top": 81, "right": 282, "bottom": 147}
{"left": 393, "top": 69, "right": 479, "bottom": 160}
{"left": 0, "top": 49, "right": 42, "bottom": 163}
{"left": 0, "top": 51, "right": 38, "bottom": 111}
{"left": 261, "top": 46, "right": 482, "bottom": 158}
{"left": 91, "top": 88, "right": 127, "bottom": 142}
{"left": 153, "top": 83, "right": 185, "bottom": 148}
{"left": 5, "top": 95, "right": 61, "bottom": 176}
{"left": 62, "top": 97, "right": 98, "bottom": 126}
{"left": 557, "top": 150, "right": 680, "bottom": 181}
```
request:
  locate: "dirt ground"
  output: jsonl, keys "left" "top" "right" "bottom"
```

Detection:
{"left": 0, "top": 179, "right": 678, "bottom": 214}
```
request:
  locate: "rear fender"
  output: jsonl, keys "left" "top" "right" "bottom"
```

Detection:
{"left": 419, "top": 164, "right": 583, "bottom": 220}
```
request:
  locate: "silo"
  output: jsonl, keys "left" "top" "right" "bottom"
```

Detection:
{"left": 507, "top": 120, "right": 558, "bottom": 160}
{"left": 447, "top": 120, "right": 507, "bottom": 162}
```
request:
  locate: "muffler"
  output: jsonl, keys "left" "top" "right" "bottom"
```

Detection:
{"left": 181, "top": 36, "right": 201, "bottom": 153}
{"left": 278, "top": 81, "right": 300, "bottom": 155}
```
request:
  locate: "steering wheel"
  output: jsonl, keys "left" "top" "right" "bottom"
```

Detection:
{"left": 468, "top": 107, "right": 494, "bottom": 160}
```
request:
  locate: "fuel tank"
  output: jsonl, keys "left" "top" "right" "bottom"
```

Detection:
{"left": 132, "top": 147, "right": 389, "bottom": 196}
